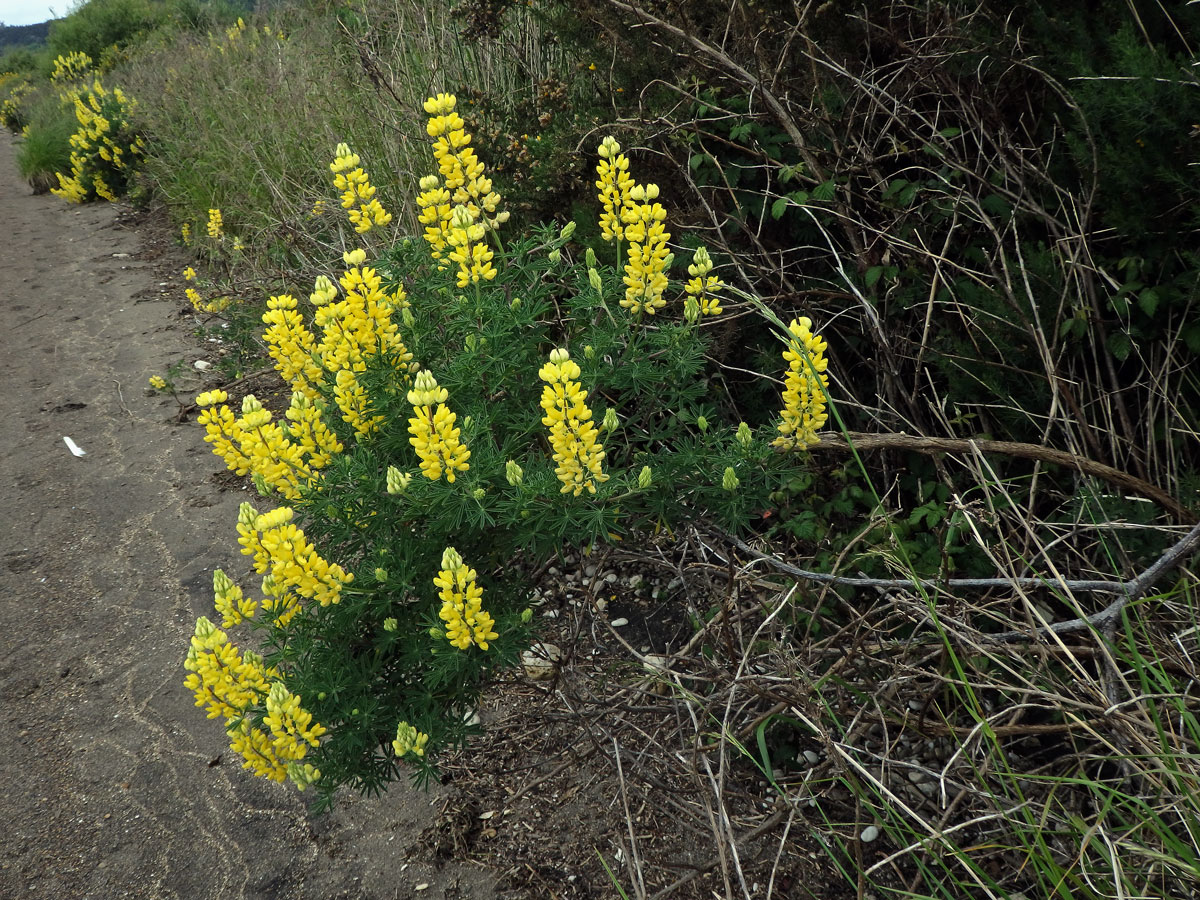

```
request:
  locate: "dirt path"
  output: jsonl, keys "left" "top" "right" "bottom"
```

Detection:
{"left": 0, "top": 134, "right": 492, "bottom": 900}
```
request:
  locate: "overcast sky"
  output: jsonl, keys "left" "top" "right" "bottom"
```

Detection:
{"left": 1, "top": 0, "right": 61, "bottom": 26}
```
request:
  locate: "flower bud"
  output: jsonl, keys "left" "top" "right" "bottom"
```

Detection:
{"left": 588, "top": 267, "right": 603, "bottom": 294}
{"left": 602, "top": 408, "right": 619, "bottom": 432}
{"left": 558, "top": 220, "right": 576, "bottom": 242}
{"left": 383, "top": 617, "right": 398, "bottom": 632}
{"left": 696, "top": 415, "right": 709, "bottom": 432}
{"left": 548, "top": 248, "right": 561, "bottom": 265}
{"left": 472, "top": 488, "right": 486, "bottom": 500}
{"left": 584, "top": 344, "right": 595, "bottom": 359}
{"left": 429, "top": 626, "right": 444, "bottom": 641}
{"left": 386, "top": 465, "right": 412, "bottom": 494}
{"left": 342, "top": 248, "right": 366, "bottom": 267}
{"left": 465, "top": 334, "right": 478, "bottom": 351}
{"left": 317, "top": 692, "right": 327, "bottom": 701}
{"left": 520, "top": 607, "right": 533, "bottom": 624}
{"left": 585, "top": 247, "right": 597, "bottom": 269}
{"left": 684, "top": 295, "right": 700, "bottom": 324}
{"left": 688, "top": 245, "right": 713, "bottom": 277}
{"left": 440, "top": 546, "right": 464, "bottom": 572}
{"left": 450, "top": 205, "right": 474, "bottom": 230}
{"left": 506, "top": 460, "right": 524, "bottom": 486}
{"left": 375, "top": 567, "right": 389, "bottom": 582}
{"left": 722, "top": 466, "right": 740, "bottom": 491}
{"left": 598, "top": 135, "right": 620, "bottom": 159}
{"left": 735, "top": 422, "right": 753, "bottom": 448}
{"left": 252, "top": 472, "right": 271, "bottom": 496}
{"left": 511, "top": 297, "right": 522, "bottom": 310}
{"left": 637, "top": 466, "right": 652, "bottom": 489}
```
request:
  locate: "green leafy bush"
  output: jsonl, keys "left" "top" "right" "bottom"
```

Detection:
{"left": 183, "top": 96, "right": 835, "bottom": 807}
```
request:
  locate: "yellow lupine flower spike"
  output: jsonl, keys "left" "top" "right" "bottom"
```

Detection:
{"left": 433, "top": 547, "right": 498, "bottom": 650}
{"left": 770, "top": 317, "right": 830, "bottom": 450}
{"left": 406, "top": 371, "right": 470, "bottom": 482}
{"left": 538, "top": 348, "right": 609, "bottom": 495}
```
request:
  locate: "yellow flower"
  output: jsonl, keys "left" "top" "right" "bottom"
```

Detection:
{"left": 261, "top": 294, "right": 323, "bottom": 399}
{"left": 538, "top": 348, "right": 609, "bottom": 495}
{"left": 212, "top": 568, "right": 258, "bottom": 627}
{"left": 406, "top": 371, "right": 470, "bottom": 482}
{"left": 595, "top": 136, "right": 634, "bottom": 242}
{"left": 207, "top": 208, "right": 223, "bottom": 239}
{"left": 433, "top": 547, "right": 498, "bottom": 650}
{"left": 684, "top": 246, "right": 724, "bottom": 317}
{"left": 329, "top": 143, "right": 392, "bottom": 234}
{"left": 420, "top": 93, "right": 506, "bottom": 245}
{"left": 621, "top": 184, "right": 671, "bottom": 316}
{"left": 183, "top": 266, "right": 196, "bottom": 281}
{"left": 183, "top": 616, "right": 276, "bottom": 722}
{"left": 393, "top": 721, "right": 430, "bottom": 758}
{"left": 148, "top": 375, "right": 167, "bottom": 390}
{"left": 770, "top": 317, "right": 830, "bottom": 450}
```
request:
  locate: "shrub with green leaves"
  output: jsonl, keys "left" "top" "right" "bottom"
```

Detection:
{"left": 50, "top": 65, "right": 144, "bottom": 203}
{"left": 183, "top": 93, "right": 834, "bottom": 807}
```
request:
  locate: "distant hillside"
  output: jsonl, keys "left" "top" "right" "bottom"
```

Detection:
{"left": 1, "top": 19, "right": 53, "bottom": 55}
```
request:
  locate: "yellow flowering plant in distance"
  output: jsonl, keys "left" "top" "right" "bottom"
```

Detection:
{"left": 184, "top": 99, "right": 834, "bottom": 809}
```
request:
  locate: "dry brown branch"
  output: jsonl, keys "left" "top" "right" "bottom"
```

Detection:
{"left": 809, "top": 431, "right": 1197, "bottom": 524}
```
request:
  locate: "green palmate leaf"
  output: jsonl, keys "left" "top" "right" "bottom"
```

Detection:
{"left": 771, "top": 196, "right": 789, "bottom": 219}
{"left": 1138, "top": 288, "right": 1160, "bottom": 317}
{"left": 1107, "top": 331, "right": 1133, "bottom": 361}
{"left": 811, "top": 179, "right": 837, "bottom": 202}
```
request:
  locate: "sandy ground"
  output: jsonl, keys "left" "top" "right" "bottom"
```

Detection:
{"left": 0, "top": 134, "right": 493, "bottom": 900}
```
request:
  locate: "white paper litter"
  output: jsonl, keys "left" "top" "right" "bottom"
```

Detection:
{"left": 63, "top": 436, "right": 86, "bottom": 457}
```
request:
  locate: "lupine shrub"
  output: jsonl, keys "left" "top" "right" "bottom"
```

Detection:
{"left": 184, "top": 93, "right": 835, "bottom": 807}
{"left": 50, "top": 58, "right": 145, "bottom": 203}
{"left": 0, "top": 72, "right": 34, "bottom": 131}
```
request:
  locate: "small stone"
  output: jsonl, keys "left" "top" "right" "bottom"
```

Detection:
{"left": 541, "top": 609, "right": 559, "bottom": 618}
{"left": 193, "top": 359, "right": 211, "bottom": 371}
{"left": 604, "top": 572, "right": 617, "bottom": 583}
{"left": 415, "top": 884, "right": 429, "bottom": 892}
{"left": 803, "top": 750, "right": 820, "bottom": 765}
{"left": 522, "top": 643, "right": 562, "bottom": 680}
{"left": 628, "top": 574, "right": 643, "bottom": 588}
{"left": 584, "top": 565, "right": 597, "bottom": 578}
{"left": 907, "top": 770, "right": 927, "bottom": 784}
{"left": 610, "top": 617, "right": 629, "bottom": 627}
{"left": 594, "top": 598, "right": 608, "bottom": 613}
{"left": 859, "top": 825, "right": 880, "bottom": 844}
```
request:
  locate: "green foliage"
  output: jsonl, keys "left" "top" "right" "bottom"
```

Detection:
{"left": 48, "top": 0, "right": 165, "bottom": 65}
{"left": 49, "top": 74, "right": 144, "bottom": 202}
{"left": 0, "top": 72, "right": 34, "bottom": 130}
{"left": 15, "top": 87, "right": 75, "bottom": 191}
{"left": 244, "top": 216, "right": 816, "bottom": 806}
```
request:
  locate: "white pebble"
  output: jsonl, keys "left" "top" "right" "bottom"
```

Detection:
{"left": 610, "top": 617, "right": 629, "bottom": 627}
{"left": 628, "top": 574, "right": 643, "bottom": 588}
{"left": 605, "top": 572, "right": 617, "bottom": 583}
{"left": 803, "top": 750, "right": 820, "bottom": 765}
{"left": 859, "top": 825, "right": 880, "bottom": 844}
{"left": 584, "top": 565, "right": 597, "bottom": 578}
